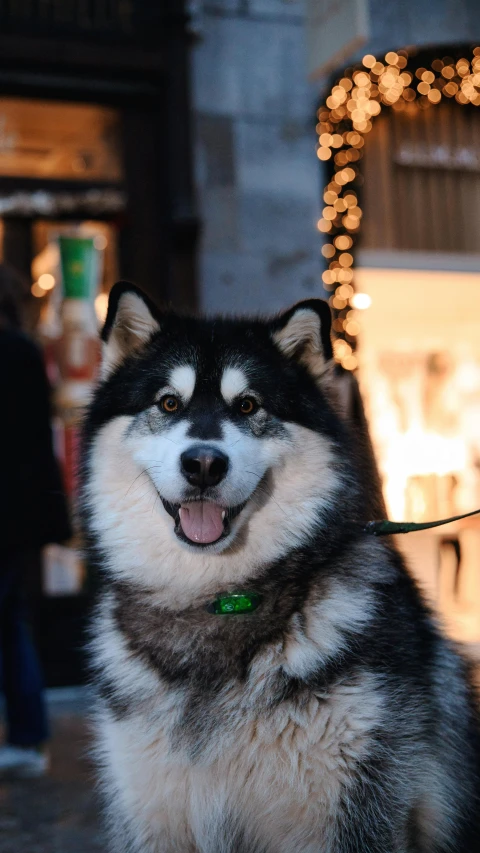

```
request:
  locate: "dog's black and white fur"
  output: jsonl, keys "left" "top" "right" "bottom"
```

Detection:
{"left": 82, "top": 282, "right": 480, "bottom": 853}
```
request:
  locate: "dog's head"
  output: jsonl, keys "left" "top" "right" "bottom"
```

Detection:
{"left": 83, "top": 283, "right": 356, "bottom": 597}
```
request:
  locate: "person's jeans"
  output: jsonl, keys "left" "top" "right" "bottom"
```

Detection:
{"left": 0, "top": 552, "right": 49, "bottom": 746}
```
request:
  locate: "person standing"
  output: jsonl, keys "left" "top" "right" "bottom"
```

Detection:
{"left": 0, "top": 264, "right": 72, "bottom": 777}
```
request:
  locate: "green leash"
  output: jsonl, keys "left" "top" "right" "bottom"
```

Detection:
{"left": 364, "top": 507, "right": 480, "bottom": 536}
{"left": 207, "top": 508, "right": 480, "bottom": 615}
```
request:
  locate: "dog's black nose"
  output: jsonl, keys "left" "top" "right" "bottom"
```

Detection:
{"left": 180, "top": 446, "right": 229, "bottom": 488}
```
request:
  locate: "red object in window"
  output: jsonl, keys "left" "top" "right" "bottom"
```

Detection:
{"left": 64, "top": 423, "right": 81, "bottom": 502}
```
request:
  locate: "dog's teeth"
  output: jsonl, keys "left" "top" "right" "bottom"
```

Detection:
{"left": 221, "top": 511, "right": 226, "bottom": 520}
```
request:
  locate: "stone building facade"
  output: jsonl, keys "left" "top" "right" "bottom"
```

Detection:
{"left": 191, "top": 1, "right": 321, "bottom": 314}
{"left": 190, "top": 0, "right": 480, "bottom": 315}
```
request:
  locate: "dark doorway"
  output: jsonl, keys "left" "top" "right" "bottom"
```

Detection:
{"left": 0, "top": 1, "right": 198, "bottom": 686}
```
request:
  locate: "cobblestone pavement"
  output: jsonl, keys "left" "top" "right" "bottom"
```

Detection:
{"left": 0, "top": 690, "right": 106, "bottom": 853}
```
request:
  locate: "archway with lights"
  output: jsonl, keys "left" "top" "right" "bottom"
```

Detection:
{"left": 317, "top": 44, "right": 480, "bottom": 372}
{"left": 318, "top": 45, "right": 480, "bottom": 648}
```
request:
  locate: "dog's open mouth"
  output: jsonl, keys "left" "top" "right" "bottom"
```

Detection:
{"left": 161, "top": 499, "right": 246, "bottom": 546}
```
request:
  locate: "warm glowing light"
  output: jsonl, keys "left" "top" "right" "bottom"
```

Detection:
{"left": 353, "top": 71, "right": 371, "bottom": 88}
{"left": 346, "top": 131, "right": 363, "bottom": 146}
{"left": 317, "top": 219, "right": 332, "bottom": 233}
{"left": 318, "top": 45, "right": 480, "bottom": 351}
{"left": 368, "top": 100, "right": 381, "bottom": 116}
{"left": 340, "top": 167, "right": 356, "bottom": 182}
{"left": 342, "top": 354, "right": 358, "bottom": 370}
{"left": 442, "top": 66, "right": 455, "bottom": 79}
{"left": 343, "top": 214, "right": 360, "bottom": 230}
{"left": 323, "top": 206, "right": 337, "bottom": 220}
{"left": 317, "top": 146, "right": 332, "bottom": 161}
{"left": 95, "top": 292, "right": 109, "bottom": 323}
{"left": 354, "top": 119, "right": 372, "bottom": 133}
{"left": 421, "top": 70, "right": 435, "bottom": 84}
{"left": 338, "top": 252, "right": 353, "bottom": 267}
{"left": 322, "top": 275, "right": 335, "bottom": 290}
{"left": 335, "top": 152, "right": 348, "bottom": 168}
{"left": 333, "top": 338, "right": 351, "bottom": 359}
{"left": 346, "top": 148, "right": 360, "bottom": 162}
{"left": 323, "top": 190, "right": 337, "bottom": 204}
{"left": 345, "top": 319, "right": 361, "bottom": 336}
{"left": 385, "top": 51, "right": 399, "bottom": 65}
{"left": 38, "top": 273, "right": 55, "bottom": 291}
{"left": 321, "top": 243, "right": 336, "bottom": 258}
{"left": 334, "top": 235, "right": 353, "bottom": 250}
{"left": 443, "top": 81, "right": 458, "bottom": 96}
{"left": 337, "top": 268, "right": 354, "bottom": 283}
{"left": 342, "top": 193, "right": 356, "bottom": 208}
{"left": 350, "top": 292, "right": 371, "bottom": 310}
{"left": 94, "top": 235, "right": 108, "bottom": 251}
{"left": 349, "top": 204, "right": 362, "bottom": 217}
{"left": 337, "top": 283, "right": 354, "bottom": 299}
{"left": 31, "top": 282, "right": 46, "bottom": 298}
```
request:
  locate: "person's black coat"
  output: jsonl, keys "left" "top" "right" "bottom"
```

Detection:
{"left": 0, "top": 328, "right": 72, "bottom": 553}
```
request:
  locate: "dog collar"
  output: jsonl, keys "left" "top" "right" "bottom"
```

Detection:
{"left": 206, "top": 592, "right": 261, "bottom": 615}
{"left": 365, "top": 506, "right": 480, "bottom": 536}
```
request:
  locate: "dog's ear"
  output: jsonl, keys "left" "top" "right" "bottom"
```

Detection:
{"left": 271, "top": 299, "right": 333, "bottom": 377}
{"left": 100, "top": 282, "right": 161, "bottom": 377}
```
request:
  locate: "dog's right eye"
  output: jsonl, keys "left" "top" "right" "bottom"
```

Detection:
{"left": 159, "top": 395, "right": 179, "bottom": 413}
{"left": 237, "top": 397, "right": 257, "bottom": 416}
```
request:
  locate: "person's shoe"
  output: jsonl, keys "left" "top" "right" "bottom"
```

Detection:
{"left": 0, "top": 744, "right": 50, "bottom": 779}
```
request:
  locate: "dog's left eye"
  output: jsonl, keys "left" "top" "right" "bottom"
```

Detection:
{"left": 159, "top": 395, "right": 180, "bottom": 413}
{"left": 237, "top": 397, "right": 257, "bottom": 416}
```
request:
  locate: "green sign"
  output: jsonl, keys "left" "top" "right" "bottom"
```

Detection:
{"left": 59, "top": 236, "right": 98, "bottom": 301}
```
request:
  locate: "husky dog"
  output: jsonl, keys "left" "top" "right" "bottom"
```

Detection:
{"left": 82, "top": 282, "right": 480, "bottom": 853}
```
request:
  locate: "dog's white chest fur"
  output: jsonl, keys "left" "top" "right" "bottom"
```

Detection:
{"left": 97, "top": 639, "right": 382, "bottom": 853}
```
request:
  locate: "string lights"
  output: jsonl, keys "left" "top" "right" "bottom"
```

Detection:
{"left": 318, "top": 46, "right": 480, "bottom": 370}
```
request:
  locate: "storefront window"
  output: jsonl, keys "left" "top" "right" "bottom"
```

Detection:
{"left": 0, "top": 98, "right": 123, "bottom": 182}
{"left": 356, "top": 99, "right": 480, "bottom": 648}
{"left": 0, "top": 98, "right": 124, "bottom": 604}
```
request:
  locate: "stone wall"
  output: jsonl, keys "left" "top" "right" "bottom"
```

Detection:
{"left": 191, "top": 1, "right": 323, "bottom": 315}
{"left": 363, "top": 0, "right": 480, "bottom": 64}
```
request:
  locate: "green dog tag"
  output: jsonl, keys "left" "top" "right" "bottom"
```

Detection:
{"left": 207, "top": 592, "right": 261, "bottom": 615}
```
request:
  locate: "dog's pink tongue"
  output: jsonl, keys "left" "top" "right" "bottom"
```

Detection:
{"left": 179, "top": 502, "right": 224, "bottom": 543}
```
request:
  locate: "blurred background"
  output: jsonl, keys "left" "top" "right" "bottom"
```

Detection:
{"left": 1, "top": 0, "right": 480, "bottom": 689}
